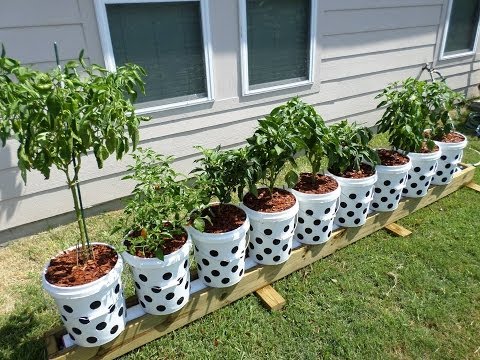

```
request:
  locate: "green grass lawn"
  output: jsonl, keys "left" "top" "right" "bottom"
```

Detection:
{"left": 0, "top": 130, "right": 479, "bottom": 360}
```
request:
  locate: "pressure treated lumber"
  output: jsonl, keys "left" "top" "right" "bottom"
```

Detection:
{"left": 385, "top": 223, "right": 412, "bottom": 237}
{"left": 255, "top": 285, "right": 286, "bottom": 311}
{"left": 45, "top": 164, "right": 475, "bottom": 360}
{"left": 466, "top": 182, "right": 480, "bottom": 193}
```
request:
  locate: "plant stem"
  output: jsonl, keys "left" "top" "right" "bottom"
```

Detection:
{"left": 66, "top": 171, "right": 88, "bottom": 262}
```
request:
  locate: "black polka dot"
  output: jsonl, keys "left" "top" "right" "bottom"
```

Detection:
{"left": 411, "top": 183, "right": 417, "bottom": 188}
{"left": 256, "top": 254, "right": 263, "bottom": 261}
{"left": 403, "top": 188, "right": 408, "bottom": 194}
{"left": 96, "top": 322, "right": 107, "bottom": 331}
{"left": 211, "top": 270, "right": 220, "bottom": 277}
{"left": 63, "top": 305, "right": 73, "bottom": 313}
{"left": 249, "top": 242, "right": 254, "bottom": 250}
{"left": 306, "top": 210, "right": 313, "bottom": 216}
{"left": 273, "top": 239, "right": 281, "bottom": 245}
{"left": 305, "top": 228, "right": 312, "bottom": 234}
{"left": 273, "top": 256, "right": 281, "bottom": 262}
{"left": 338, "top": 217, "right": 345, "bottom": 223}
{"left": 314, "top": 219, "right": 321, "bottom": 226}
{"left": 79, "top": 317, "right": 89, "bottom": 324}
{"left": 210, "top": 250, "right": 218, "bottom": 257}
{"left": 429, "top": 165, "right": 434, "bottom": 171}
{"left": 340, "top": 202, "right": 347, "bottom": 208}
{"left": 322, "top": 225, "right": 328, "bottom": 232}
{"left": 195, "top": 245, "right": 199, "bottom": 252}
{"left": 185, "top": 280, "right": 189, "bottom": 290}
{"left": 408, "top": 174, "right": 412, "bottom": 180}
{"left": 381, "top": 197, "right": 388, "bottom": 202}
{"left": 354, "top": 219, "right": 361, "bottom": 225}
{"left": 441, "top": 155, "right": 447, "bottom": 160}
{"left": 288, "top": 248, "right": 292, "bottom": 255}
{"left": 139, "top": 274, "right": 148, "bottom": 282}
{"left": 450, "top": 169, "right": 454, "bottom": 175}
{"left": 416, "top": 190, "right": 423, "bottom": 196}
{"left": 72, "top": 327, "right": 82, "bottom": 335}
{"left": 140, "top": 301, "right": 145, "bottom": 308}
{"left": 197, "top": 263, "right": 202, "bottom": 271}
{"left": 347, "top": 211, "right": 354, "bottom": 217}
{"left": 363, "top": 208, "right": 368, "bottom": 214}
{"left": 86, "top": 337, "right": 97, "bottom": 344}
{"left": 135, "top": 282, "right": 141, "bottom": 290}
{"left": 387, "top": 203, "right": 393, "bottom": 209}
{"left": 349, "top": 194, "right": 357, "bottom": 200}
{"left": 283, "top": 225, "right": 290, "bottom": 233}
{"left": 436, "top": 171, "right": 443, "bottom": 176}
{"left": 264, "top": 229, "right": 272, "bottom": 236}
{"left": 110, "top": 325, "right": 119, "bottom": 335}
{"left": 264, "top": 248, "right": 272, "bottom": 254}
{"left": 414, "top": 167, "right": 421, "bottom": 172}
{"left": 384, "top": 180, "right": 391, "bottom": 186}
{"left": 399, "top": 177, "right": 404, "bottom": 184}
{"left": 90, "top": 301, "right": 101, "bottom": 310}
{"left": 298, "top": 217, "right": 304, "bottom": 223}
{"left": 118, "top": 307, "right": 124, "bottom": 317}
{"left": 221, "top": 278, "right": 230, "bottom": 284}
{"left": 455, "top": 154, "right": 459, "bottom": 160}
{"left": 157, "top": 305, "right": 166, "bottom": 312}
{"left": 61, "top": 315, "right": 67, "bottom": 322}
{"left": 389, "top": 189, "right": 396, "bottom": 194}
{"left": 255, "top": 237, "right": 263, "bottom": 244}
{"left": 328, "top": 231, "right": 332, "bottom": 237}
{"left": 396, "top": 194, "right": 400, "bottom": 200}
{"left": 297, "top": 233, "right": 304, "bottom": 240}
{"left": 178, "top": 276, "right": 184, "bottom": 285}
{"left": 249, "top": 225, "right": 253, "bottom": 231}
{"left": 366, "top": 190, "right": 370, "bottom": 197}
{"left": 163, "top": 272, "right": 172, "bottom": 281}
{"left": 114, "top": 284, "right": 120, "bottom": 294}
{"left": 419, "top": 175, "right": 426, "bottom": 181}
{"left": 220, "top": 261, "right": 229, "bottom": 267}
{"left": 375, "top": 187, "right": 381, "bottom": 194}
{"left": 144, "top": 295, "right": 152, "bottom": 303}
{"left": 202, "top": 258, "right": 210, "bottom": 266}
{"left": 313, "top": 236, "right": 320, "bottom": 241}
{"left": 69, "top": 333, "right": 75, "bottom": 341}
{"left": 231, "top": 246, "right": 238, "bottom": 254}
{"left": 371, "top": 202, "right": 379, "bottom": 208}
{"left": 109, "top": 304, "right": 116, "bottom": 313}
{"left": 239, "top": 269, "right": 244, "bottom": 276}
{"left": 442, "top": 177, "right": 447, "bottom": 182}
{"left": 445, "top": 163, "right": 451, "bottom": 169}
{"left": 183, "top": 259, "right": 188, "bottom": 269}
{"left": 282, "top": 244, "right": 288, "bottom": 251}
{"left": 164, "top": 292, "right": 174, "bottom": 300}
{"left": 325, "top": 207, "right": 331, "bottom": 214}
{"left": 177, "top": 297, "right": 185, "bottom": 305}
{"left": 232, "top": 265, "right": 239, "bottom": 273}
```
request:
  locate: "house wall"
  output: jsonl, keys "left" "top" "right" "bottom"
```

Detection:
{"left": 1, "top": 0, "right": 479, "bottom": 238}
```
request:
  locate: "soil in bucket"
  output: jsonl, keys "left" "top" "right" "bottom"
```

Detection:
{"left": 377, "top": 149, "right": 409, "bottom": 166}
{"left": 293, "top": 173, "right": 338, "bottom": 194}
{"left": 125, "top": 227, "right": 188, "bottom": 258}
{"left": 45, "top": 245, "right": 118, "bottom": 287}
{"left": 435, "top": 132, "right": 465, "bottom": 143}
{"left": 202, "top": 204, "right": 247, "bottom": 233}
{"left": 243, "top": 188, "right": 296, "bottom": 212}
{"left": 330, "top": 163, "right": 375, "bottom": 179}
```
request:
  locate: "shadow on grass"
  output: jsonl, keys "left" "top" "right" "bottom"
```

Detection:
{"left": 0, "top": 309, "right": 48, "bottom": 360}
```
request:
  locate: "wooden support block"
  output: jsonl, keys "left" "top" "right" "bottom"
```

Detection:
{"left": 466, "top": 182, "right": 480, "bottom": 193}
{"left": 255, "top": 285, "right": 286, "bottom": 311}
{"left": 385, "top": 223, "right": 412, "bottom": 237}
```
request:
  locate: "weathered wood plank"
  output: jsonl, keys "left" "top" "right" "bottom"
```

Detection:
{"left": 385, "top": 223, "right": 412, "bottom": 237}
{"left": 46, "top": 164, "right": 476, "bottom": 360}
{"left": 466, "top": 182, "right": 480, "bottom": 193}
{"left": 255, "top": 285, "right": 286, "bottom": 311}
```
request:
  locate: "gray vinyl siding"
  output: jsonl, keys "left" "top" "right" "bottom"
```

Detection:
{"left": 0, "top": 0, "right": 479, "bottom": 235}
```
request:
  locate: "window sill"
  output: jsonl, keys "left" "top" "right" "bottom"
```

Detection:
{"left": 242, "top": 80, "right": 313, "bottom": 97}
{"left": 134, "top": 97, "right": 214, "bottom": 115}
{"left": 440, "top": 50, "right": 476, "bottom": 61}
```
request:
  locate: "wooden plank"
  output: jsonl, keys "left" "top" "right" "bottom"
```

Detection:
{"left": 46, "top": 164, "right": 476, "bottom": 360}
{"left": 255, "top": 285, "right": 286, "bottom": 311}
{"left": 466, "top": 182, "right": 480, "bottom": 193}
{"left": 385, "top": 223, "right": 412, "bottom": 237}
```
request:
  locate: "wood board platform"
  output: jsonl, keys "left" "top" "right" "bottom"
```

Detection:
{"left": 45, "top": 164, "right": 476, "bottom": 360}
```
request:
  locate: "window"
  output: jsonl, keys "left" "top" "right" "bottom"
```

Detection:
{"left": 239, "top": 0, "right": 317, "bottom": 95}
{"left": 440, "top": 0, "right": 480, "bottom": 59}
{"left": 95, "top": 0, "right": 213, "bottom": 113}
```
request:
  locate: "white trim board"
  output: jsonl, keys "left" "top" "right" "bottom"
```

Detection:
{"left": 93, "top": 0, "right": 215, "bottom": 114}
{"left": 239, "top": 0, "right": 317, "bottom": 96}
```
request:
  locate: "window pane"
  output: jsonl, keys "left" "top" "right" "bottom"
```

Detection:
{"left": 247, "top": 0, "right": 310, "bottom": 89}
{"left": 106, "top": 2, "right": 207, "bottom": 104}
{"left": 445, "top": 0, "right": 480, "bottom": 54}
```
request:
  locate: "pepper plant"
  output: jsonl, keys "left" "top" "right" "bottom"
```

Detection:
{"left": 327, "top": 120, "right": 379, "bottom": 176}
{"left": 0, "top": 49, "right": 148, "bottom": 260}
{"left": 113, "top": 148, "right": 203, "bottom": 260}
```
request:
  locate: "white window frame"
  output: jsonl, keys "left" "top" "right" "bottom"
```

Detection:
{"left": 94, "top": 0, "right": 214, "bottom": 114}
{"left": 439, "top": 0, "right": 480, "bottom": 60}
{"left": 239, "top": 0, "right": 317, "bottom": 96}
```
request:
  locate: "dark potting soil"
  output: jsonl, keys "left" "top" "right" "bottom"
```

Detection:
{"left": 202, "top": 203, "right": 247, "bottom": 234}
{"left": 45, "top": 244, "right": 117, "bottom": 287}
{"left": 417, "top": 142, "right": 440, "bottom": 153}
{"left": 330, "top": 163, "right": 375, "bottom": 179}
{"left": 436, "top": 132, "right": 465, "bottom": 143}
{"left": 243, "top": 188, "right": 296, "bottom": 213}
{"left": 126, "top": 227, "right": 188, "bottom": 258}
{"left": 377, "top": 149, "right": 409, "bottom": 166}
{"left": 293, "top": 173, "right": 339, "bottom": 194}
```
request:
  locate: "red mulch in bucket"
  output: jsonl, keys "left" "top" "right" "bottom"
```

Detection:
{"left": 243, "top": 188, "right": 296, "bottom": 213}
{"left": 202, "top": 204, "right": 247, "bottom": 234}
{"left": 377, "top": 149, "right": 409, "bottom": 166}
{"left": 293, "top": 173, "right": 339, "bottom": 194}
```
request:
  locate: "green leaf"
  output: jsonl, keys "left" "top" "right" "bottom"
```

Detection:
{"left": 285, "top": 170, "right": 299, "bottom": 188}
{"left": 155, "top": 248, "right": 164, "bottom": 261}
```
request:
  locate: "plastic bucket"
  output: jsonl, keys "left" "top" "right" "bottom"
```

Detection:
{"left": 371, "top": 157, "right": 412, "bottom": 212}
{"left": 328, "top": 171, "right": 377, "bottom": 227}
{"left": 290, "top": 182, "right": 341, "bottom": 244}
{"left": 41, "top": 243, "right": 126, "bottom": 347}
{"left": 431, "top": 133, "right": 467, "bottom": 185}
{"left": 122, "top": 237, "right": 191, "bottom": 315}
{"left": 239, "top": 197, "right": 299, "bottom": 265}
{"left": 401, "top": 150, "right": 441, "bottom": 198}
{"left": 188, "top": 205, "right": 249, "bottom": 288}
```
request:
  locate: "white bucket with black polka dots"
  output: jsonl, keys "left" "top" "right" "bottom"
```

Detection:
{"left": 41, "top": 243, "right": 126, "bottom": 347}
{"left": 122, "top": 238, "right": 191, "bottom": 315}
{"left": 328, "top": 171, "right": 377, "bottom": 227}
{"left": 188, "top": 210, "right": 249, "bottom": 288}
{"left": 371, "top": 157, "right": 412, "bottom": 212}
{"left": 239, "top": 198, "right": 299, "bottom": 265}
{"left": 290, "top": 182, "right": 341, "bottom": 244}
{"left": 431, "top": 133, "right": 467, "bottom": 185}
{"left": 401, "top": 150, "right": 441, "bottom": 198}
